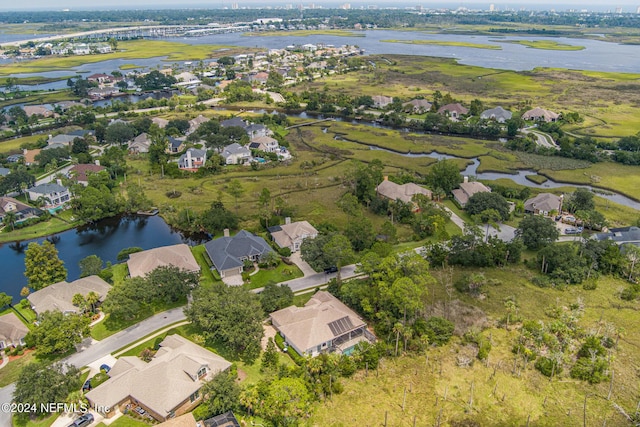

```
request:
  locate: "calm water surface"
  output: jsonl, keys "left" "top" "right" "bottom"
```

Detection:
{"left": 0, "top": 215, "right": 204, "bottom": 300}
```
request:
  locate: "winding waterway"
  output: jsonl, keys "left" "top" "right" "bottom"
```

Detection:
{"left": 0, "top": 215, "right": 204, "bottom": 301}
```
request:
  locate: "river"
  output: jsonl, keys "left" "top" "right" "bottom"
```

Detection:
{"left": 0, "top": 215, "right": 205, "bottom": 301}
{"left": 3, "top": 30, "right": 640, "bottom": 90}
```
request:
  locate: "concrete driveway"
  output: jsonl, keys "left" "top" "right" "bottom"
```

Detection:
{"left": 288, "top": 252, "right": 316, "bottom": 277}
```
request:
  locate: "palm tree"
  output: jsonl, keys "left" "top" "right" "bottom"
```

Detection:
{"left": 86, "top": 291, "right": 100, "bottom": 313}
{"left": 2, "top": 211, "right": 17, "bottom": 231}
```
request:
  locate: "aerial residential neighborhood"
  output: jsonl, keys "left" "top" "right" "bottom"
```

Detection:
{"left": 0, "top": 3, "right": 639, "bottom": 427}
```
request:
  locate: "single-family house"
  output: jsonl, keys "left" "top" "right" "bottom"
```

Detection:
{"left": 6, "top": 154, "right": 23, "bottom": 163}
{"left": 376, "top": 177, "right": 432, "bottom": 208}
{"left": 0, "top": 313, "right": 29, "bottom": 350}
{"left": 220, "top": 117, "right": 247, "bottom": 129}
{"left": 593, "top": 226, "right": 640, "bottom": 248}
{"left": 167, "top": 137, "right": 185, "bottom": 154}
{"left": 437, "top": 103, "right": 469, "bottom": 119}
{"left": 47, "top": 134, "right": 77, "bottom": 147}
{"left": 451, "top": 177, "right": 491, "bottom": 208}
{"left": 128, "top": 132, "right": 152, "bottom": 153}
{"left": 522, "top": 107, "right": 560, "bottom": 122}
{"left": 524, "top": 193, "right": 563, "bottom": 216}
{"left": 188, "top": 115, "right": 209, "bottom": 134}
{"left": 221, "top": 143, "right": 252, "bottom": 165}
{"left": 403, "top": 99, "right": 432, "bottom": 114}
{"left": 372, "top": 95, "right": 393, "bottom": 109}
{"left": 204, "top": 230, "right": 273, "bottom": 279}
{"left": 268, "top": 218, "right": 318, "bottom": 253}
{"left": 23, "top": 105, "right": 53, "bottom": 118}
{"left": 23, "top": 149, "right": 41, "bottom": 166}
{"left": 157, "top": 413, "right": 196, "bottom": 427}
{"left": 127, "top": 244, "right": 200, "bottom": 278}
{"left": 480, "top": 106, "right": 513, "bottom": 123}
{"left": 152, "top": 117, "right": 170, "bottom": 129}
{"left": 67, "top": 164, "right": 106, "bottom": 186}
{"left": 175, "top": 72, "right": 202, "bottom": 87}
{"left": 27, "top": 275, "right": 111, "bottom": 315}
{"left": 27, "top": 182, "right": 71, "bottom": 211}
{"left": 248, "top": 136, "right": 279, "bottom": 153}
{"left": 245, "top": 123, "right": 270, "bottom": 139}
{"left": 86, "top": 334, "right": 232, "bottom": 422}
{"left": 87, "top": 73, "right": 113, "bottom": 84}
{"left": 270, "top": 291, "right": 375, "bottom": 357}
{"left": 178, "top": 148, "right": 207, "bottom": 171}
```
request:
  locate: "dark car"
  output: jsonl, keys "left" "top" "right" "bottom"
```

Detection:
{"left": 324, "top": 266, "right": 338, "bottom": 274}
{"left": 82, "top": 379, "right": 92, "bottom": 392}
{"left": 67, "top": 413, "right": 94, "bottom": 427}
{"left": 99, "top": 364, "right": 111, "bottom": 373}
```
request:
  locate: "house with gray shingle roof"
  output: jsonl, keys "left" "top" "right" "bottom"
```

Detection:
{"left": 27, "top": 275, "right": 111, "bottom": 315}
{"left": 480, "top": 106, "right": 513, "bottom": 123}
{"left": 403, "top": 99, "right": 432, "bottom": 113}
{"left": 86, "top": 334, "right": 231, "bottom": 422}
{"left": 221, "top": 143, "right": 251, "bottom": 165}
{"left": 27, "top": 182, "right": 71, "bottom": 211}
{"left": 178, "top": 148, "right": 207, "bottom": 171}
{"left": 204, "top": 230, "right": 273, "bottom": 279}
{"left": 593, "top": 226, "right": 640, "bottom": 248}
{"left": 0, "top": 313, "right": 29, "bottom": 349}
{"left": 128, "top": 132, "right": 152, "bottom": 153}
{"left": 524, "top": 193, "right": 563, "bottom": 216}
{"left": 220, "top": 117, "right": 247, "bottom": 129}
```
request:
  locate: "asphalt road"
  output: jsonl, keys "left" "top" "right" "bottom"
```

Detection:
{"left": 0, "top": 383, "right": 15, "bottom": 427}
{"left": 62, "top": 307, "right": 186, "bottom": 370}
{"left": 253, "top": 264, "right": 359, "bottom": 294}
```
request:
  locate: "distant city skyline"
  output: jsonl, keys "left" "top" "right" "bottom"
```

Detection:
{"left": 2, "top": 0, "right": 640, "bottom": 12}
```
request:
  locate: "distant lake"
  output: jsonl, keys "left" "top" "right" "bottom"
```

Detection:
{"left": 0, "top": 215, "right": 205, "bottom": 301}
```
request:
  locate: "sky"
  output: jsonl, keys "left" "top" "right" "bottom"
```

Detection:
{"left": 3, "top": 0, "right": 639, "bottom": 11}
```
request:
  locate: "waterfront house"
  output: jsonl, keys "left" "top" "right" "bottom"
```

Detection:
{"left": 524, "top": 193, "right": 563, "bottom": 216}
{"left": 0, "top": 313, "right": 28, "bottom": 350}
{"left": 127, "top": 244, "right": 200, "bottom": 278}
{"left": 204, "top": 230, "right": 273, "bottom": 279}
{"left": 27, "top": 182, "right": 71, "bottom": 211}
{"left": 451, "top": 177, "right": 491, "bottom": 208}
{"left": 27, "top": 275, "right": 111, "bottom": 316}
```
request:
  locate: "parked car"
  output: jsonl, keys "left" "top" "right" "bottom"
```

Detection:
{"left": 324, "top": 266, "right": 338, "bottom": 274}
{"left": 82, "top": 379, "right": 92, "bottom": 392}
{"left": 99, "top": 364, "right": 111, "bottom": 373}
{"left": 68, "top": 413, "right": 94, "bottom": 427}
{"left": 565, "top": 227, "right": 581, "bottom": 235}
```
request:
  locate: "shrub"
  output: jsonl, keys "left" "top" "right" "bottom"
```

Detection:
{"left": 582, "top": 280, "right": 597, "bottom": 290}
{"left": 278, "top": 247, "right": 292, "bottom": 257}
{"left": 116, "top": 247, "right": 143, "bottom": 261}
{"left": 570, "top": 357, "right": 609, "bottom": 384}
{"left": 464, "top": 331, "right": 491, "bottom": 361}
{"left": 415, "top": 317, "right": 455, "bottom": 346}
{"left": 534, "top": 356, "right": 562, "bottom": 377}
{"left": 165, "top": 190, "right": 182, "bottom": 198}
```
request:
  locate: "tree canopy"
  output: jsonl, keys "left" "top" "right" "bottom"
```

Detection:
{"left": 185, "top": 284, "right": 264, "bottom": 361}
{"left": 25, "top": 311, "right": 90, "bottom": 356}
{"left": 516, "top": 215, "right": 560, "bottom": 250}
{"left": 465, "top": 191, "right": 510, "bottom": 220}
{"left": 13, "top": 362, "right": 81, "bottom": 418}
{"left": 24, "top": 240, "right": 67, "bottom": 290}
{"left": 426, "top": 159, "right": 462, "bottom": 194}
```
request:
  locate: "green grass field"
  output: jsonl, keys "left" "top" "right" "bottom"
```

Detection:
{"left": 381, "top": 39, "right": 501, "bottom": 49}
{"left": 500, "top": 40, "right": 586, "bottom": 50}
{"left": 310, "top": 267, "right": 638, "bottom": 426}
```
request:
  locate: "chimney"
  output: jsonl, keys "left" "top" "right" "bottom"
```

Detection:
{"left": 223, "top": 228, "right": 230, "bottom": 237}
{"left": 285, "top": 217, "right": 291, "bottom": 225}
{"left": 463, "top": 176, "right": 469, "bottom": 183}
{"left": 383, "top": 176, "right": 388, "bottom": 181}
{"left": 56, "top": 179, "right": 62, "bottom": 186}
